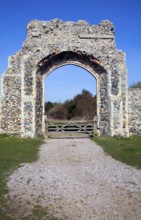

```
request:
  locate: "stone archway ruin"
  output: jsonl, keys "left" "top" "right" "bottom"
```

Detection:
{"left": 0, "top": 19, "right": 130, "bottom": 137}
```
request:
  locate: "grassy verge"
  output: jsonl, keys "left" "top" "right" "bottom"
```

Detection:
{"left": 0, "top": 134, "right": 44, "bottom": 196}
{"left": 0, "top": 134, "right": 44, "bottom": 219}
{"left": 93, "top": 136, "right": 141, "bottom": 169}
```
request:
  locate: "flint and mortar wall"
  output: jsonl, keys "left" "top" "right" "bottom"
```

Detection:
{"left": 0, "top": 54, "right": 22, "bottom": 134}
{"left": 128, "top": 88, "right": 141, "bottom": 135}
{"left": 0, "top": 19, "right": 128, "bottom": 137}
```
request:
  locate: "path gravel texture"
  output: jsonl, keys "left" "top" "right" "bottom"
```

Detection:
{"left": 7, "top": 138, "right": 141, "bottom": 219}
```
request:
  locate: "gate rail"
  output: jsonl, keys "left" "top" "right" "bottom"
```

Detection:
{"left": 45, "top": 117, "right": 97, "bottom": 138}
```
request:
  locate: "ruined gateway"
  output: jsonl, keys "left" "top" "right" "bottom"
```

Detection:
{"left": 0, "top": 19, "right": 141, "bottom": 137}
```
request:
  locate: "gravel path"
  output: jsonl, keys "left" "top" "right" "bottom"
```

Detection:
{"left": 7, "top": 138, "right": 141, "bottom": 219}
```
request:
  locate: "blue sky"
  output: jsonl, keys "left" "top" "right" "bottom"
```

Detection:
{"left": 0, "top": 0, "right": 141, "bottom": 102}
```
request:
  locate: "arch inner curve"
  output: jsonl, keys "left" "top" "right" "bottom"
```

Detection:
{"left": 35, "top": 50, "right": 108, "bottom": 136}
{"left": 37, "top": 51, "right": 107, "bottom": 79}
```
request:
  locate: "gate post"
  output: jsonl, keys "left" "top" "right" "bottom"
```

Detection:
{"left": 44, "top": 115, "right": 48, "bottom": 138}
{"left": 93, "top": 116, "right": 97, "bottom": 136}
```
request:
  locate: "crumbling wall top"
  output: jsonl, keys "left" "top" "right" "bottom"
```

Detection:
{"left": 26, "top": 18, "right": 115, "bottom": 38}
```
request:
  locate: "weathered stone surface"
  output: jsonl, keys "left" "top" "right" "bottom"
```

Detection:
{"left": 128, "top": 88, "right": 141, "bottom": 135}
{"left": 0, "top": 76, "right": 21, "bottom": 133}
{"left": 0, "top": 19, "right": 130, "bottom": 137}
{"left": 23, "top": 102, "right": 33, "bottom": 133}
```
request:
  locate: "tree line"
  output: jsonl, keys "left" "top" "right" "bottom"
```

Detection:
{"left": 129, "top": 81, "right": 141, "bottom": 89}
{"left": 45, "top": 81, "right": 141, "bottom": 120}
{"left": 45, "top": 89, "right": 97, "bottom": 120}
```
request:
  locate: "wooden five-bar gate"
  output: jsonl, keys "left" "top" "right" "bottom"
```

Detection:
{"left": 45, "top": 117, "right": 97, "bottom": 138}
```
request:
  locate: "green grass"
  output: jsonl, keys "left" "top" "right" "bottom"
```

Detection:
{"left": 0, "top": 134, "right": 44, "bottom": 196}
{"left": 0, "top": 134, "right": 44, "bottom": 219}
{"left": 93, "top": 136, "right": 141, "bottom": 169}
{"left": 31, "top": 205, "right": 58, "bottom": 220}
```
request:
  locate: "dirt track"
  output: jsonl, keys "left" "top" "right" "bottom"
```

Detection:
{"left": 7, "top": 138, "right": 141, "bottom": 219}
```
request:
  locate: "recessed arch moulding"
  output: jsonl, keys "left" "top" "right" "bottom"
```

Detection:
{"left": 0, "top": 19, "right": 129, "bottom": 137}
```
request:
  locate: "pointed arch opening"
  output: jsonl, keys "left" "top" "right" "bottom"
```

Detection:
{"left": 36, "top": 51, "right": 109, "bottom": 136}
{"left": 44, "top": 64, "right": 97, "bottom": 120}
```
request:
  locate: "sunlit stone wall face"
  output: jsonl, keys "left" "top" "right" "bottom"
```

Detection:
{"left": 0, "top": 19, "right": 129, "bottom": 137}
{"left": 128, "top": 88, "right": 141, "bottom": 135}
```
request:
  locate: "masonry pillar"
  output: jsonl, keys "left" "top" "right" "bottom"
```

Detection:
{"left": 21, "top": 56, "right": 36, "bottom": 137}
